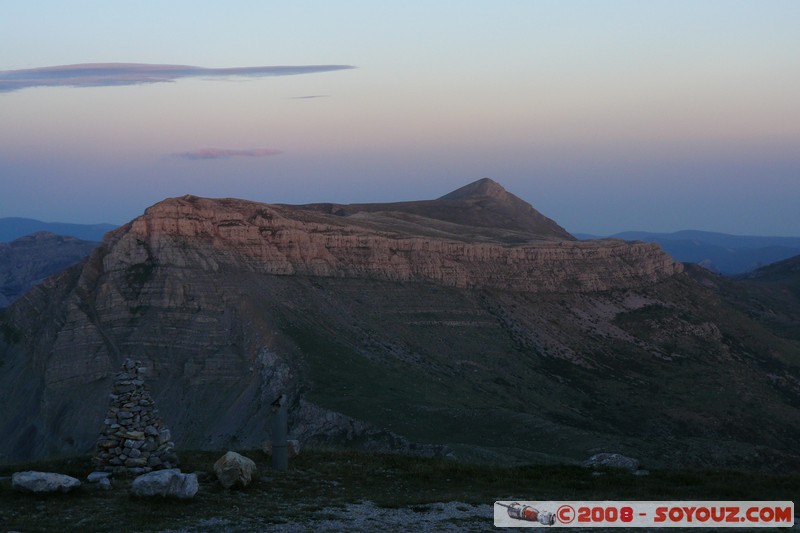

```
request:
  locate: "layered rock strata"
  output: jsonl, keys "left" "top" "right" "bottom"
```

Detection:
{"left": 105, "top": 195, "right": 681, "bottom": 294}
{"left": 93, "top": 359, "right": 177, "bottom": 474}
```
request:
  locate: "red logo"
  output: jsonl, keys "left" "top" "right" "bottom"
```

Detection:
{"left": 557, "top": 505, "right": 575, "bottom": 524}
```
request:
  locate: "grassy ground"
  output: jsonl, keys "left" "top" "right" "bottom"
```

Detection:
{"left": 1, "top": 449, "right": 798, "bottom": 532}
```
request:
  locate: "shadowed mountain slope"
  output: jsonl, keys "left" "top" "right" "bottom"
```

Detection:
{"left": 745, "top": 253, "right": 800, "bottom": 282}
{"left": 686, "top": 254, "right": 800, "bottom": 342}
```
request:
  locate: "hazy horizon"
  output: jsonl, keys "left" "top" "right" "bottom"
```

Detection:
{"left": 2, "top": 2, "right": 799, "bottom": 237}
{"left": 2, "top": 189, "right": 800, "bottom": 240}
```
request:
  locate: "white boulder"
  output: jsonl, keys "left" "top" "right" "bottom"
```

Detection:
{"left": 12, "top": 471, "right": 81, "bottom": 493}
{"left": 214, "top": 451, "right": 257, "bottom": 489}
{"left": 87, "top": 471, "right": 112, "bottom": 483}
{"left": 130, "top": 469, "right": 198, "bottom": 499}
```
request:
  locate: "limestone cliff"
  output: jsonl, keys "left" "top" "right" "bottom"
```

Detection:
{"left": 106, "top": 190, "right": 680, "bottom": 294}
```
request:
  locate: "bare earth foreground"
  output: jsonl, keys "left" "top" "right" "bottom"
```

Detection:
{"left": 1, "top": 450, "right": 798, "bottom": 532}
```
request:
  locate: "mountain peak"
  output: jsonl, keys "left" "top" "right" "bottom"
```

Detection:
{"left": 438, "top": 178, "right": 508, "bottom": 201}
{"left": 433, "top": 178, "right": 574, "bottom": 241}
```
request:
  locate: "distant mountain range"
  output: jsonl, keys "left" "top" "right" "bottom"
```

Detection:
{"left": 0, "top": 217, "right": 117, "bottom": 243}
{"left": 0, "top": 232, "right": 99, "bottom": 308}
{"left": 575, "top": 230, "right": 800, "bottom": 275}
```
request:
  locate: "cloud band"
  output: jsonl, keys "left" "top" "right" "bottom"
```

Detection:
{"left": 0, "top": 63, "right": 355, "bottom": 92}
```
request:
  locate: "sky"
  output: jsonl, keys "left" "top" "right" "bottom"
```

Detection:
{"left": 1, "top": 1, "right": 799, "bottom": 236}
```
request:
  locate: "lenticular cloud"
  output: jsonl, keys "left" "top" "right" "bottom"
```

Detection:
{"left": 0, "top": 63, "right": 355, "bottom": 92}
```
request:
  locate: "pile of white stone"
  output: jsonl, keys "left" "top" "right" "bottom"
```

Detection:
{"left": 92, "top": 358, "right": 178, "bottom": 475}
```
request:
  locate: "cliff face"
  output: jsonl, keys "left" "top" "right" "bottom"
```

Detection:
{"left": 1, "top": 180, "right": 797, "bottom": 470}
{"left": 109, "top": 194, "right": 681, "bottom": 293}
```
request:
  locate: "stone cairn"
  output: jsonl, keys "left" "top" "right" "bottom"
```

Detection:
{"left": 92, "top": 358, "right": 178, "bottom": 474}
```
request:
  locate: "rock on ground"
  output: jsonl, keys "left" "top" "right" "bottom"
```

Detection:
{"left": 582, "top": 453, "right": 640, "bottom": 472}
{"left": 12, "top": 471, "right": 81, "bottom": 493}
{"left": 213, "top": 451, "right": 257, "bottom": 489}
{"left": 87, "top": 471, "right": 112, "bottom": 483}
{"left": 130, "top": 469, "right": 198, "bottom": 499}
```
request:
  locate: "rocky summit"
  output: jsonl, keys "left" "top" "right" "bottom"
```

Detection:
{"left": 0, "top": 179, "right": 798, "bottom": 471}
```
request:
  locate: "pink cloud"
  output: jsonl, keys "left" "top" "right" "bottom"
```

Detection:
{"left": 174, "top": 148, "right": 283, "bottom": 160}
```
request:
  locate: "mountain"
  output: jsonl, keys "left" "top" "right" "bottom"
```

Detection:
{"left": 292, "top": 177, "right": 575, "bottom": 243}
{"left": 744, "top": 253, "right": 800, "bottom": 282}
{"left": 0, "top": 217, "right": 117, "bottom": 243}
{"left": 1, "top": 179, "right": 798, "bottom": 472}
{"left": 0, "top": 232, "right": 99, "bottom": 308}
{"left": 577, "top": 230, "right": 800, "bottom": 275}
{"left": 690, "top": 254, "right": 800, "bottom": 343}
